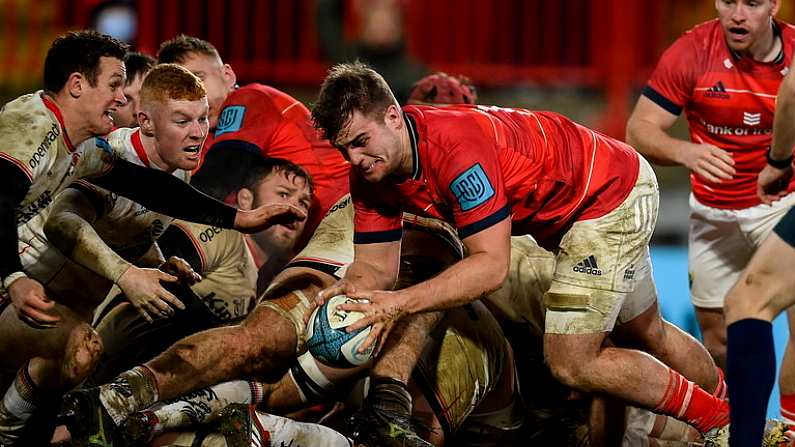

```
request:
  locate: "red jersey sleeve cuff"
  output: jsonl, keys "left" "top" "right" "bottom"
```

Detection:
{"left": 641, "top": 85, "right": 683, "bottom": 116}
{"left": 457, "top": 205, "right": 510, "bottom": 239}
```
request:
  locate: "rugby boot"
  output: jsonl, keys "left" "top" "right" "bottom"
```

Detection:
{"left": 701, "top": 423, "right": 729, "bottom": 447}
{"left": 215, "top": 403, "right": 252, "bottom": 447}
{"left": 763, "top": 419, "right": 795, "bottom": 447}
{"left": 58, "top": 388, "right": 126, "bottom": 447}
{"left": 122, "top": 409, "right": 158, "bottom": 445}
{"left": 347, "top": 404, "right": 433, "bottom": 447}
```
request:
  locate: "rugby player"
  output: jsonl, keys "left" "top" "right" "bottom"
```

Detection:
{"left": 0, "top": 32, "right": 303, "bottom": 445}
{"left": 627, "top": 0, "right": 792, "bottom": 376}
{"left": 92, "top": 157, "right": 312, "bottom": 383}
{"left": 723, "top": 48, "right": 795, "bottom": 446}
{"left": 156, "top": 35, "right": 349, "bottom": 246}
{"left": 310, "top": 62, "right": 728, "bottom": 444}
{"left": 112, "top": 51, "right": 156, "bottom": 128}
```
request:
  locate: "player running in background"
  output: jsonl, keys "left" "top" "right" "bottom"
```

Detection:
{"left": 310, "top": 62, "right": 727, "bottom": 445}
{"left": 112, "top": 51, "right": 156, "bottom": 128}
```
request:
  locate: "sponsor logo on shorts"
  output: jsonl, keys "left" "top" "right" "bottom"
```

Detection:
{"left": 623, "top": 264, "right": 635, "bottom": 281}
{"left": 215, "top": 105, "right": 246, "bottom": 136}
{"left": 573, "top": 255, "right": 602, "bottom": 276}
{"left": 450, "top": 163, "right": 494, "bottom": 211}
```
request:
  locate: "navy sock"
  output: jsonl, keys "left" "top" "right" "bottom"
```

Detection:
{"left": 727, "top": 318, "right": 775, "bottom": 446}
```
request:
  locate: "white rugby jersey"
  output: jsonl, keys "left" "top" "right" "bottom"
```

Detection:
{"left": 3, "top": 92, "right": 117, "bottom": 282}
{"left": 72, "top": 127, "right": 189, "bottom": 262}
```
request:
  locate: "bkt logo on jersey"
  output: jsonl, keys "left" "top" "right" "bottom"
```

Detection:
{"left": 450, "top": 163, "right": 495, "bottom": 211}
{"left": 215, "top": 105, "right": 246, "bottom": 136}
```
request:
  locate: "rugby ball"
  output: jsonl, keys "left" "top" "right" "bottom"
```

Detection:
{"left": 306, "top": 295, "right": 374, "bottom": 368}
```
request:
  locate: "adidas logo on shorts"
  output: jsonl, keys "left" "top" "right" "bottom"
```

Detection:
{"left": 573, "top": 255, "right": 602, "bottom": 276}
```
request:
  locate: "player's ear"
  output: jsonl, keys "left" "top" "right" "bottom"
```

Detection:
{"left": 384, "top": 103, "right": 402, "bottom": 129}
{"left": 139, "top": 111, "right": 155, "bottom": 137}
{"left": 236, "top": 187, "right": 254, "bottom": 211}
{"left": 222, "top": 64, "right": 237, "bottom": 91}
{"left": 66, "top": 72, "right": 84, "bottom": 99}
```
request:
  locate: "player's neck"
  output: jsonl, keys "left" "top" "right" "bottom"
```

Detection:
{"left": 46, "top": 92, "right": 97, "bottom": 146}
{"left": 140, "top": 133, "right": 176, "bottom": 173}
{"left": 747, "top": 21, "right": 780, "bottom": 62}
{"left": 396, "top": 124, "right": 414, "bottom": 179}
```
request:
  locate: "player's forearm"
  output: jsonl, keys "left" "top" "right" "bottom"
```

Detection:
{"left": 44, "top": 210, "right": 131, "bottom": 283}
{"left": 343, "top": 260, "right": 399, "bottom": 292}
{"left": 772, "top": 74, "right": 795, "bottom": 160}
{"left": 401, "top": 250, "right": 507, "bottom": 314}
{"left": 94, "top": 159, "right": 237, "bottom": 229}
{"left": 626, "top": 118, "right": 691, "bottom": 166}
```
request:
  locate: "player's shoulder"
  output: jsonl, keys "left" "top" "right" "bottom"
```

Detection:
{"left": 0, "top": 92, "right": 58, "bottom": 147}
{"left": 673, "top": 19, "right": 722, "bottom": 54}
{"left": 102, "top": 127, "right": 137, "bottom": 159}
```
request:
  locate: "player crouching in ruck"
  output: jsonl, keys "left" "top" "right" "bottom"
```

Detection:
{"left": 310, "top": 62, "right": 728, "bottom": 446}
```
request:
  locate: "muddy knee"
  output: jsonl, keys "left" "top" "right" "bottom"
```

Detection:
{"left": 61, "top": 323, "right": 103, "bottom": 386}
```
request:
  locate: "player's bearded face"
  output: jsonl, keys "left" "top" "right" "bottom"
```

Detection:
{"left": 177, "top": 53, "right": 235, "bottom": 130}
{"left": 81, "top": 57, "right": 127, "bottom": 135}
{"left": 716, "top": 0, "right": 778, "bottom": 52}
{"left": 152, "top": 98, "right": 209, "bottom": 171}
{"left": 337, "top": 109, "right": 405, "bottom": 182}
{"left": 250, "top": 172, "right": 311, "bottom": 253}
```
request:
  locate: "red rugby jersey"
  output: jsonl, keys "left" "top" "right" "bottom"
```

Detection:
{"left": 353, "top": 105, "right": 639, "bottom": 250}
{"left": 200, "top": 84, "right": 350, "bottom": 239}
{"left": 645, "top": 19, "right": 795, "bottom": 209}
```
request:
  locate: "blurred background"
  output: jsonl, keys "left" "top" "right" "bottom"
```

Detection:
{"left": 1, "top": 0, "right": 792, "bottom": 415}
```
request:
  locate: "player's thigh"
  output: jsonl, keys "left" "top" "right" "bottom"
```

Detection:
{"left": 688, "top": 197, "right": 754, "bottom": 309}
{"left": 0, "top": 301, "right": 85, "bottom": 365}
{"left": 741, "top": 191, "right": 795, "bottom": 248}
{"left": 545, "top": 162, "right": 657, "bottom": 336}
{"left": 725, "top": 232, "right": 795, "bottom": 322}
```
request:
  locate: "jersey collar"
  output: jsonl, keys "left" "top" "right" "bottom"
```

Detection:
{"left": 41, "top": 93, "right": 75, "bottom": 152}
{"left": 131, "top": 129, "right": 151, "bottom": 168}
{"left": 728, "top": 20, "right": 784, "bottom": 65}
{"left": 405, "top": 112, "right": 421, "bottom": 181}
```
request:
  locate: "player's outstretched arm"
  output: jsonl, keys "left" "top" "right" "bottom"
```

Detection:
{"left": 627, "top": 95, "right": 735, "bottom": 183}
{"left": 760, "top": 62, "right": 795, "bottom": 204}
{"left": 44, "top": 188, "right": 186, "bottom": 322}
{"left": 91, "top": 158, "right": 306, "bottom": 232}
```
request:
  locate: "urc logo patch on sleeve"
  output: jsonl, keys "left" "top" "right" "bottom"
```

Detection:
{"left": 215, "top": 105, "right": 246, "bottom": 136}
{"left": 450, "top": 163, "right": 494, "bottom": 211}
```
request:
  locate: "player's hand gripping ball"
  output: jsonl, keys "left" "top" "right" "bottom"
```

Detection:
{"left": 306, "top": 295, "right": 374, "bottom": 367}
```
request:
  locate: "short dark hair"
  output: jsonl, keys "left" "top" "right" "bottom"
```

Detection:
{"left": 191, "top": 149, "right": 313, "bottom": 201}
{"left": 124, "top": 52, "right": 156, "bottom": 86}
{"left": 43, "top": 30, "right": 128, "bottom": 94}
{"left": 243, "top": 157, "right": 314, "bottom": 197}
{"left": 312, "top": 61, "right": 397, "bottom": 144}
{"left": 157, "top": 34, "right": 221, "bottom": 64}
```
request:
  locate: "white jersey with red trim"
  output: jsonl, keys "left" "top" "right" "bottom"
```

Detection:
{"left": 166, "top": 221, "right": 258, "bottom": 321}
{"left": 5, "top": 92, "right": 117, "bottom": 281}
{"left": 75, "top": 127, "right": 189, "bottom": 262}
